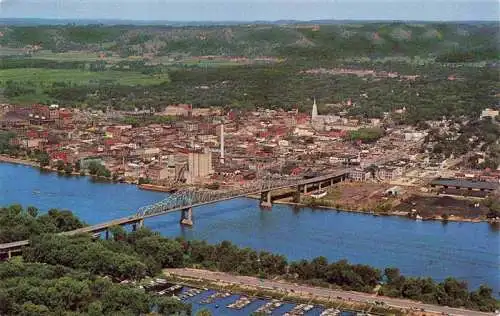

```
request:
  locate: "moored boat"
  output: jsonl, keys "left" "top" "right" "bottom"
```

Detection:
{"left": 311, "top": 190, "right": 327, "bottom": 199}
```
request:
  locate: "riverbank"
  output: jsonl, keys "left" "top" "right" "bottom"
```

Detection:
{"left": 164, "top": 268, "right": 492, "bottom": 316}
{"left": 0, "top": 154, "right": 40, "bottom": 168}
{"left": 285, "top": 200, "right": 489, "bottom": 223}
{"left": 0, "top": 155, "right": 492, "bottom": 224}
{"left": 0, "top": 155, "right": 186, "bottom": 192}
{"left": 247, "top": 193, "right": 491, "bottom": 224}
{"left": 0, "top": 154, "right": 121, "bottom": 182}
{"left": 248, "top": 179, "right": 496, "bottom": 224}
{"left": 1, "top": 162, "right": 498, "bottom": 294}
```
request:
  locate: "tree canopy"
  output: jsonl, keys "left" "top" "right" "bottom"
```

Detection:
{"left": 1, "top": 205, "right": 498, "bottom": 313}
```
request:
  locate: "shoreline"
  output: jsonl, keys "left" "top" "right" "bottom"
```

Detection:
{"left": 0, "top": 156, "right": 493, "bottom": 224}
{"left": 247, "top": 195, "right": 491, "bottom": 224}
{"left": 0, "top": 155, "right": 41, "bottom": 168}
{"left": 164, "top": 268, "right": 492, "bottom": 316}
{"left": 0, "top": 155, "right": 120, "bottom": 183}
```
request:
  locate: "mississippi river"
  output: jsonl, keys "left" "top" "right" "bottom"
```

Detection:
{"left": 1, "top": 163, "right": 498, "bottom": 294}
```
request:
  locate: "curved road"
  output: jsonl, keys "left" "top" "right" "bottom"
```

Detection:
{"left": 164, "top": 268, "right": 495, "bottom": 316}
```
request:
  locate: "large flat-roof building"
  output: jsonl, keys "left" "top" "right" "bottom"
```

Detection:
{"left": 431, "top": 178, "right": 499, "bottom": 198}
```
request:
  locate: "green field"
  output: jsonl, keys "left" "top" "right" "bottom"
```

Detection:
{"left": 33, "top": 50, "right": 123, "bottom": 62}
{"left": 0, "top": 68, "right": 169, "bottom": 85}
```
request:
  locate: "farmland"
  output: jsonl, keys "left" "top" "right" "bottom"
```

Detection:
{"left": 0, "top": 22, "right": 496, "bottom": 117}
{"left": 0, "top": 68, "right": 170, "bottom": 104}
{"left": 0, "top": 68, "right": 170, "bottom": 85}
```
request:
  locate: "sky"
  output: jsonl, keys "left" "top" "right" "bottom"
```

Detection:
{"left": 0, "top": 0, "right": 498, "bottom": 21}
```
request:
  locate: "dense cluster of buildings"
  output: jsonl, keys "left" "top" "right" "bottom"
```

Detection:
{"left": 1, "top": 100, "right": 498, "bottom": 191}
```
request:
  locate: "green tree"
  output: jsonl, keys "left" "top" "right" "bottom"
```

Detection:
{"left": 27, "top": 206, "right": 39, "bottom": 217}
{"left": 56, "top": 160, "right": 65, "bottom": 171}
{"left": 109, "top": 225, "right": 127, "bottom": 241}
{"left": 38, "top": 152, "right": 50, "bottom": 167}
{"left": 196, "top": 308, "right": 212, "bottom": 316}
{"left": 157, "top": 296, "right": 192, "bottom": 315}
{"left": 64, "top": 163, "right": 73, "bottom": 175}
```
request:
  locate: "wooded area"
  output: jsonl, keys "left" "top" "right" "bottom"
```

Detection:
{"left": 0, "top": 23, "right": 497, "bottom": 123}
{"left": 0, "top": 205, "right": 497, "bottom": 314}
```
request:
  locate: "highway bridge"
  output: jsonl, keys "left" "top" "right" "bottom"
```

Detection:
{"left": 0, "top": 170, "right": 349, "bottom": 258}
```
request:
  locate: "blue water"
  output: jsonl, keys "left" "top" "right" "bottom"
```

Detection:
{"left": 1, "top": 163, "right": 499, "bottom": 294}
{"left": 179, "top": 287, "right": 348, "bottom": 315}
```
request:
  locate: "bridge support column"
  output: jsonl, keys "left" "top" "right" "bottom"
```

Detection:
{"left": 132, "top": 219, "right": 145, "bottom": 232}
{"left": 293, "top": 186, "right": 301, "bottom": 203}
{"left": 260, "top": 191, "right": 272, "bottom": 208}
{"left": 180, "top": 207, "right": 193, "bottom": 226}
{"left": 330, "top": 178, "right": 334, "bottom": 186}
{"left": 318, "top": 182, "right": 322, "bottom": 190}
{"left": 8, "top": 251, "right": 11, "bottom": 260}
{"left": 303, "top": 184, "right": 308, "bottom": 194}
{"left": 105, "top": 229, "right": 110, "bottom": 240}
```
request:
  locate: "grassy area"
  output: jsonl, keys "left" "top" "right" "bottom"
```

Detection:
{"left": 32, "top": 50, "right": 124, "bottom": 62}
{"left": 9, "top": 93, "right": 51, "bottom": 105}
{"left": 0, "top": 68, "right": 170, "bottom": 85}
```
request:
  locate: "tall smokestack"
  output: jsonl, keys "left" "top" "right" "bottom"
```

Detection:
{"left": 220, "top": 123, "right": 225, "bottom": 164}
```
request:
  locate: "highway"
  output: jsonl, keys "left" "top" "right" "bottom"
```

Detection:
{"left": 164, "top": 268, "right": 496, "bottom": 316}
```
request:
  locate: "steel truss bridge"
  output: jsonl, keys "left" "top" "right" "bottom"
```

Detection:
{"left": 0, "top": 170, "right": 349, "bottom": 257}
{"left": 138, "top": 174, "right": 321, "bottom": 218}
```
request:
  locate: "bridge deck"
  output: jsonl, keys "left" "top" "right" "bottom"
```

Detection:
{"left": 0, "top": 171, "right": 349, "bottom": 253}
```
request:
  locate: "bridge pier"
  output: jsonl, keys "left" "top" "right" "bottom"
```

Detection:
{"left": 293, "top": 186, "right": 301, "bottom": 203}
{"left": 180, "top": 207, "right": 193, "bottom": 226}
{"left": 105, "top": 229, "right": 110, "bottom": 240}
{"left": 132, "top": 219, "right": 145, "bottom": 232}
{"left": 303, "top": 184, "right": 308, "bottom": 194}
{"left": 318, "top": 182, "right": 322, "bottom": 190}
{"left": 260, "top": 191, "right": 272, "bottom": 208}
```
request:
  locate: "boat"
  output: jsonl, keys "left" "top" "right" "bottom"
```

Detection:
{"left": 138, "top": 184, "right": 177, "bottom": 193}
{"left": 311, "top": 190, "right": 327, "bottom": 199}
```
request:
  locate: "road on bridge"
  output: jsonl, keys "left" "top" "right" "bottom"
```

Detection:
{"left": 1, "top": 170, "right": 350, "bottom": 254}
{"left": 164, "top": 268, "right": 495, "bottom": 316}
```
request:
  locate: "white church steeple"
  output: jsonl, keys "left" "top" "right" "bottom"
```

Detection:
{"left": 311, "top": 98, "right": 318, "bottom": 120}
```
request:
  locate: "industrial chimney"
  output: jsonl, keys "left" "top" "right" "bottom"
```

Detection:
{"left": 220, "top": 123, "right": 225, "bottom": 164}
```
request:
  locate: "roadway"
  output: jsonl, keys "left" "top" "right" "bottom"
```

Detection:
{"left": 164, "top": 268, "right": 495, "bottom": 316}
{"left": 0, "top": 170, "right": 349, "bottom": 254}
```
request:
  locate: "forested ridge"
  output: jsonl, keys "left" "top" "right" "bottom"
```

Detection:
{"left": 0, "top": 205, "right": 498, "bottom": 314}
{"left": 0, "top": 23, "right": 497, "bottom": 59}
{"left": 0, "top": 22, "right": 498, "bottom": 123}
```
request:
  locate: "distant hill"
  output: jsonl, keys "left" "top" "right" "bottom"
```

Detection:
{"left": 0, "top": 22, "right": 497, "bottom": 61}
{"left": 0, "top": 18, "right": 498, "bottom": 26}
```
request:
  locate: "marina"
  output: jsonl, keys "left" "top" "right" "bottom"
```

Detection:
{"left": 254, "top": 299, "right": 284, "bottom": 314}
{"left": 320, "top": 308, "right": 341, "bottom": 316}
{"left": 200, "top": 291, "right": 232, "bottom": 304}
{"left": 227, "top": 296, "right": 254, "bottom": 310}
{"left": 174, "top": 285, "right": 367, "bottom": 315}
{"left": 283, "top": 303, "right": 316, "bottom": 315}
{"left": 1, "top": 162, "right": 498, "bottom": 296}
{"left": 141, "top": 279, "right": 366, "bottom": 315}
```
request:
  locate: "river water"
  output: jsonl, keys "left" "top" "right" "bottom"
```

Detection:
{"left": 1, "top": 163, "right": 498, "bottom": 294}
